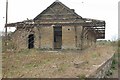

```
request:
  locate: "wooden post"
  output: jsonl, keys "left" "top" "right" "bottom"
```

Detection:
{"left": 81, "top": 26, "right": 84, "bottom": 50}
{"left": 5, "top": 0, "right": 8, "bottom": 48}
{"left": 74, "top": 26, "right": 77, "bottom": 48}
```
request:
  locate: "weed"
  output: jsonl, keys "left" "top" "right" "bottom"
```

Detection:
{"left": 77, "top": 74, "right": 86, "bottom": 79}
{"left": 105, "top": 54, "right": 118, "bottom": 77}
{"left": 111, "top": 58, "right": 117, "bottom": 70}
{"left": 18, "top": 49, "right": 30, "bottom": 54}
{"left": 92, "top": 53, "right": 97, "bottom": 58}
{"left": 57, "top": 63, "right": 69, "bottom": 72}
{"left": 25, "top": 62, "right": 39, "bottom": 68}
{"left": 111, "top": 54, "right": 118, "bottom": 70}
{"left": 106, "top": 69, "right": 113, "bottom": 77}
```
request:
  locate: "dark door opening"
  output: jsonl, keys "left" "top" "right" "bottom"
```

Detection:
{"left": 54, "top": 26, "right": 62, "bottom": 49}
{"left": 28, "top": 34, "right": 34, "bottom": 49}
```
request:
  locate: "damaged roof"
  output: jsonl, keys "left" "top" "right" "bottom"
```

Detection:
{"left": 33, "top": 1, "right": 82, "bottom": 21}
{"left": 6, "top": 0, "right": 105, "bottom": 39}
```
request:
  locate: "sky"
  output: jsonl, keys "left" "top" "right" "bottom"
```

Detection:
{"left": 0, "top": 0, "right": 119, "bottom": 40}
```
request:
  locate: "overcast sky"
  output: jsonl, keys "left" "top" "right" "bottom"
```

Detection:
{"left": 0, "top": 0, "right": 118, "bottom": 40}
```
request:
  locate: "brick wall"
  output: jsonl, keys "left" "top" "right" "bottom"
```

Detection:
{"left": 12, "top": 25, "right": 97, "bottom": 50}
{"left": 62, "top": 26, "right": 76, "bottom": 49}
{"left": 40, "top": 26, "right": 53, "bottom": 49}
{"left": 12, "top": 27, "right": 40, "bottom": 50}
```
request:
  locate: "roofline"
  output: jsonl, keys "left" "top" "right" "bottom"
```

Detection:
{"left": 33, "top": 1, "right": 82, "bottom": 21}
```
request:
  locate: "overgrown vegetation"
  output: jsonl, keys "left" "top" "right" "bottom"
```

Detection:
{"left": 105, "top": 54, "right": 118, "bottom": 78}
{"left": 2, "top": 37, "right": 118, "bottom": 78}
{"left": 2, "top": 35, "right": 16, "bottom": 53}
{"left": 2, "top": 43, "right": 115, "bottom": 78}
{"left": 95, "top": 39, "right": 118, "bottom": 78}
{"left": 77, "top": 74, "right": 86, "bottom": 79}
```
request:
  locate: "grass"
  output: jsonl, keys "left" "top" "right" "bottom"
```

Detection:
{"left": 2, "top": 44, "right": 116, "bottom": 78}
{"left": 77, "top": 74, "right": 86, "bottom": 79}
{"left": 57, "top": 63, "right": 70, "bottom": 72}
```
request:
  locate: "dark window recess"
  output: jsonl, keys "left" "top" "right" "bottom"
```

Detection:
{"left": 28, "top": 34, "right": 34, "bottom": 49}
{"left": 54, "top": 26, "right": 62, "bottom": 49}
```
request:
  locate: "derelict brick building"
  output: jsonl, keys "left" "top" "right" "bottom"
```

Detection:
{"left": 6, "top": 0, "right": 105, "bottom": 50}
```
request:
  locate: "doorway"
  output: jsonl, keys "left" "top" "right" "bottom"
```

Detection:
{"left": 54, "top": 26, "right": 62, "bottom": 49}
{"left": 28, "top": 34, "right": 34, "bottom": 49}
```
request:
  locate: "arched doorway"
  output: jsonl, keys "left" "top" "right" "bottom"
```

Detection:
{"left": 28, "top": 34, "right": 34, "bottom": 49}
